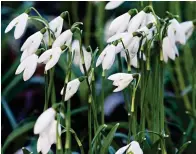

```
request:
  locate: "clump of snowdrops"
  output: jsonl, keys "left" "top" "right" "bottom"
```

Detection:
{"left": 3, "top": 1, "right": 196, "bottom": 154}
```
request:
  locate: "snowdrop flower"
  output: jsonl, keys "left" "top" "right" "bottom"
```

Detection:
{"left": 96, "top": 44, "right": 116, "bottom": 70}
{"left": 43, "top": 15, "right": 64, "bottom": 44}
{"left": 108, "top": 73, "right": 133, "bottom": 92}
{"left": 52, "top": 29, "right": 73, "bottom": 48}
{"left": 128, "top": 10, "right": 147, "bottom": 33}
{"left": 61, "top": 78, "right": 83, "bottom": 101}
{"left": 162, "top": 37, "right": 179, "bottom": 63}
{"left": 127, "top": 36, "right": 141, "bottom": 59}
{"left": 15, "top": 54, "right": 38, "bottom": 81}
{"left": 108, "top": 13, "right": 131, "bottom": 36}
{"left": 180, "top": 21, "right": 195, "bottom": 40}
{"left": 141, "top": 13, "right": 157, "bottom": 27}
{"left": 5, "top": 12, "right": 29, "bottom": 39}
{"left": 105, "top": 1, "right": 124, "bottom": 10}
{"left": 167, "top": 19, "right": 186, "bottom": 45}
{"left": 38, "top": 45, "right": 66, "bottom": 71}
{"left": 71, "top": 40, "right": 92, "bottom": 74}
{"left": 21, "top": 28, "right": 46, "bottom": 55}
{"left": 34, "top": 108, "right": 56, "bottom": 134}
{"left": 115, "top": 141, "right": 143, "bottom": 154}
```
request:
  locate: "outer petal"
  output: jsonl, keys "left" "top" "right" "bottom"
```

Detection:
{"left": 52, "top": 29, "right": 73, "bottom": 48}
{"left": 23, "top": 54, "right": 38, "bottom": 81}
{"left": 48, "top": 120, "right": 57, "bottom": 144}
{"left": 39, "top": 135, "right": 51, "bottom": 154}
{"left": 127, "top": 141, "right": 143, "bottom": 154}
{"left": 60, "top": 79, "right": 80, "bottom": 101}
{"left": 49, "top": 16, "right": 64, "bottom": 38}
{"left": 38, "top": 49, "right": 53, "bottom": 63}
{"left": 162, "top": 37, "right": 175, "bottom": 62}
{"left": 115, "top": 143, "right": 131, "bottom": 154}
{"left": 20, "top": 49, "right": 31, "bottom": 62}
{"left": 27, "top": 32, "right": 43, "bottom": 54}
{"left": 107, "top": 32, "right": 128, "bottom": 43}
{"left": 105, "top": 1, "right": 124, "bottom": 10}
{"left": 45, "top": 47, "right": 62, "bottom": 71}
{"left": 5, "top": 13, "right": 20, "bottom": 33}
{"left": 15, "top": 60, "right": 26, "bottom": 75}
{"left": 34, "top": 108, "right": 56, "bottom": 134}
{"left": 21, "top": 33, "right": 35, "bottom": 51}
{"left": 102, "top": 45, "right": 116, "bottom": 70}
{"left": 80, "top": 48, "right": 92, "bottom": 74}
{"left": 131, "top": 55, "right": 138, "bottom": 68}
{"left": 96, "top": 46, "right": 109, "bottom": 67}
{"left": 72, "top": 40, "right": 81, "bottom": 66}
{"left": 128, "top": 11, "right": 146, "bottom": 33}
{"left": 180, "top": 21, "right": 194, "bottom": 40}
{"left": 109, "top": 13, "right": 130, "bottom": 35}
{"left": 14, "top": 13, "right": 28, "bottom": 39}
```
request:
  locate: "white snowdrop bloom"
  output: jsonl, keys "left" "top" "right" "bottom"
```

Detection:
{"left": 128, "top": 11, "right": 147, "bottom": 33}
{"left": 43, "top": 16, "right": 64, "bottom": 44}
{"left": 105, "top": 1, "right": 124, "bottom": 10}
{"left": 115, "top": 141, "right": 143, "bottom": 154}
{"left": 37, "top": 120, "right": 61, "bottom": 154}
{"left": 5, "top": 13, "right": 29, "bottom": 39}
{"left": 38, "top": 47, "right": 63, "bottom": 71}
{"left": 127, "top": 36, "right": 141, "bottom": 59}
{"left": 21, "top": 31, "right": 44, "bottom": 54}
{"left": 60, "top": 78, "right": 81, "bottom": 101}
{"left": 108, "top": 13, "right": 131, "bottom": 36}
{"left": 71, "top": 40, "right": 92, "bottom": 74}
{"left": 96, "top": 44, "right": 116, "bottom": 70}
{"left": 79, "top": 48, "right": 92, "bottom": 74}
{"left": 20, "top": 49, "right": 31, "bottom": 62}
{"left": 162, "top": 37, "right": 179, "bottom": 63}
{"left": 108, "top": 73, "right": 133, "bottom": 92}
{"left": 15, "top": 54, "right": 38, "bottom": 81}
{"left": 107, "top": 33, "right": 133, "bottom": 54}
{"left": 141, "top": 13, "right": 156, "bottom": 27}
{"left": 34, "top": 108, "right": 56, "bottom": 134}
{"left": 167, "top": 19, "right": 186, "bottom": 45}
{"left": 52, "top": 29, "right": 73, "bottom": 48}
{"left": 180, "top": 21, "right": 194, "bottom": 40}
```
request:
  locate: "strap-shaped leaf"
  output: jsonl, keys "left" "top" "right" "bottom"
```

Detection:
{"left": 2, "top": 121, "right": 35, "bottom": 153}
{"left": 100, "top": 123, "right": 119, "bottom": 154}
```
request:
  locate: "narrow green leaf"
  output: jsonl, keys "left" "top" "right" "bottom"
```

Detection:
{"left": 2, "top": 121, "right": 35, "bottom": 153}
{"left": 176, "top": 141, "right": 191, "bottom": 154}
{"left": 100, "top": 123, "right": 119, "bottom": 154}
{"left": 92, "top": 124, "right": 107, "bottom": 145}
{"left": 22, "top": 147, "right": 33, "bottom": 154}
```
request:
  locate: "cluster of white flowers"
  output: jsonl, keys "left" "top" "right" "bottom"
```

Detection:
{"left": 34, "top": 108, "right": 60, "bottom": 154}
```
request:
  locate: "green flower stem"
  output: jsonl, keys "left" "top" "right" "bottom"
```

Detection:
{"left": 101, "top": 70, "right": 105, "bottom": 125}
{"left": 88, "top": 95, "right": 92, "bottom": 154}
{"left": 65, "top": 100, "right": 71, "bottom": 154}
{"left": 56, "top": 114, "right": 63, "bottom": 154}
{"left": 44, "top": 72, "right": 48, "bottom": 111}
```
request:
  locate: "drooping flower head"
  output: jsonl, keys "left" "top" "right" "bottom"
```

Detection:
{"left": 5, "top": 12, "right": 29, "bottom": 39}
{"left": 105, "top": 1, "right": 124, "bottom": 10}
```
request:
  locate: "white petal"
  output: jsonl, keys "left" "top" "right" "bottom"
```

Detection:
{"left": 105, "top": 1, "right": 124, "bottom": 10}
{"left": 27, "top": 32, "right": 43, "bottom": 54}
{"left": 15, "top": 60, "right": 26, "bottom": 75}
{"left": 23, "top": 54, "right": 38, "bottom": 81}
{"left": 107, "top": 32, "right": 128, "bottom": 43}
{"left": 96, "top": 46, "right": 109, "bottom": 67}
{"left": 20, "top": 49, "right": 31, "bottom": 62}
{"left": 14, "top": 13, "right": 28, "bottom": 39}
{"left": 102, "top": 45, "right": 116, "bottom": 70}
{"left": 80, "top": 48, "right": 92, "bottom": 74}
{"left": 128, "top": 11, "right": 146, "bottom": 33}
{"left": 180, "top": 21, "right": 194, "bottom": 40}
{"left": 127, "top": 141, "right": 143, "bottom": 154}
{"left": 38, "top": 49, "right": 53, "bottom": 63}
{"left": 115, "top": 143, "right": 131, "bottom": 154}
{"left": 72, "top": 40, "right": 81, "bottom": 66}
{"left": 131, "top": 55, "right": 138, "bottom": 68}
{"left": 52, "top": 29, "right": 73, "bottom": 48}
{"left": 34, "top": 108, "right": 56, "bottom": 134}
{"left": 5, "top": 16, "right": 19, "bottom": 33}
{"left": 48, "top": 120, "right": 57, "bottom": 144}
{"left": 39, "top": 135, "right": 51, "bottom": 154}
{"left": 37, "top": 136, "right": 42, "bottom": 153}
{"left": 45, "top": 47, "right": 62, "bottom": 71}
{"left": 61, "top": 79, "right": 81, "bottom": 101}
{"left": 109, "top": 13, "right": 130, "bottom": 35}
{"left": 49, "top": 16, "right": 64, "bottom": 38}
{"left": 162, "top": 37, "right": 175, "bottom": 62}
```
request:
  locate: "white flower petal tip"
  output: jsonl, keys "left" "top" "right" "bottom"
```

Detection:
{"left": 115, "top": 141, "right": 143, "bottom": 154}
{"left": 60, "top": 79, "right": 81, "bottom": 101}
{"left": 34, "top": 108, "right": 56, "bottom": 134}
{"left": 5, "top": 13, "right": 28, "bottom": 39}
{"left": 105, "top": 1, "right": 124, "bottom": 10}
{"left": 15, "top": 54, "right": 38, "bottom": 81}
{"left": 108, "top": 73, "right": 133, "bottom": 92}
{"left": 52, "top": 29, "right": 73, "bottom": 48}
{"left": 96, "top": 45, "right": 116, "bottom": 70}
{"left": 180, "top": 21, "right": 194, "bottom": 40}
{"left": 107, "top": 32, "right": 128, "bottom": 43}
{"left": 108, "top": 13, "right": 131, "bottom": 36}
{"left": 21, "top": 31, "right": 43, "bottom": 54}
{"left": 38, "top": 47, "right": 62, "bottom": 71}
